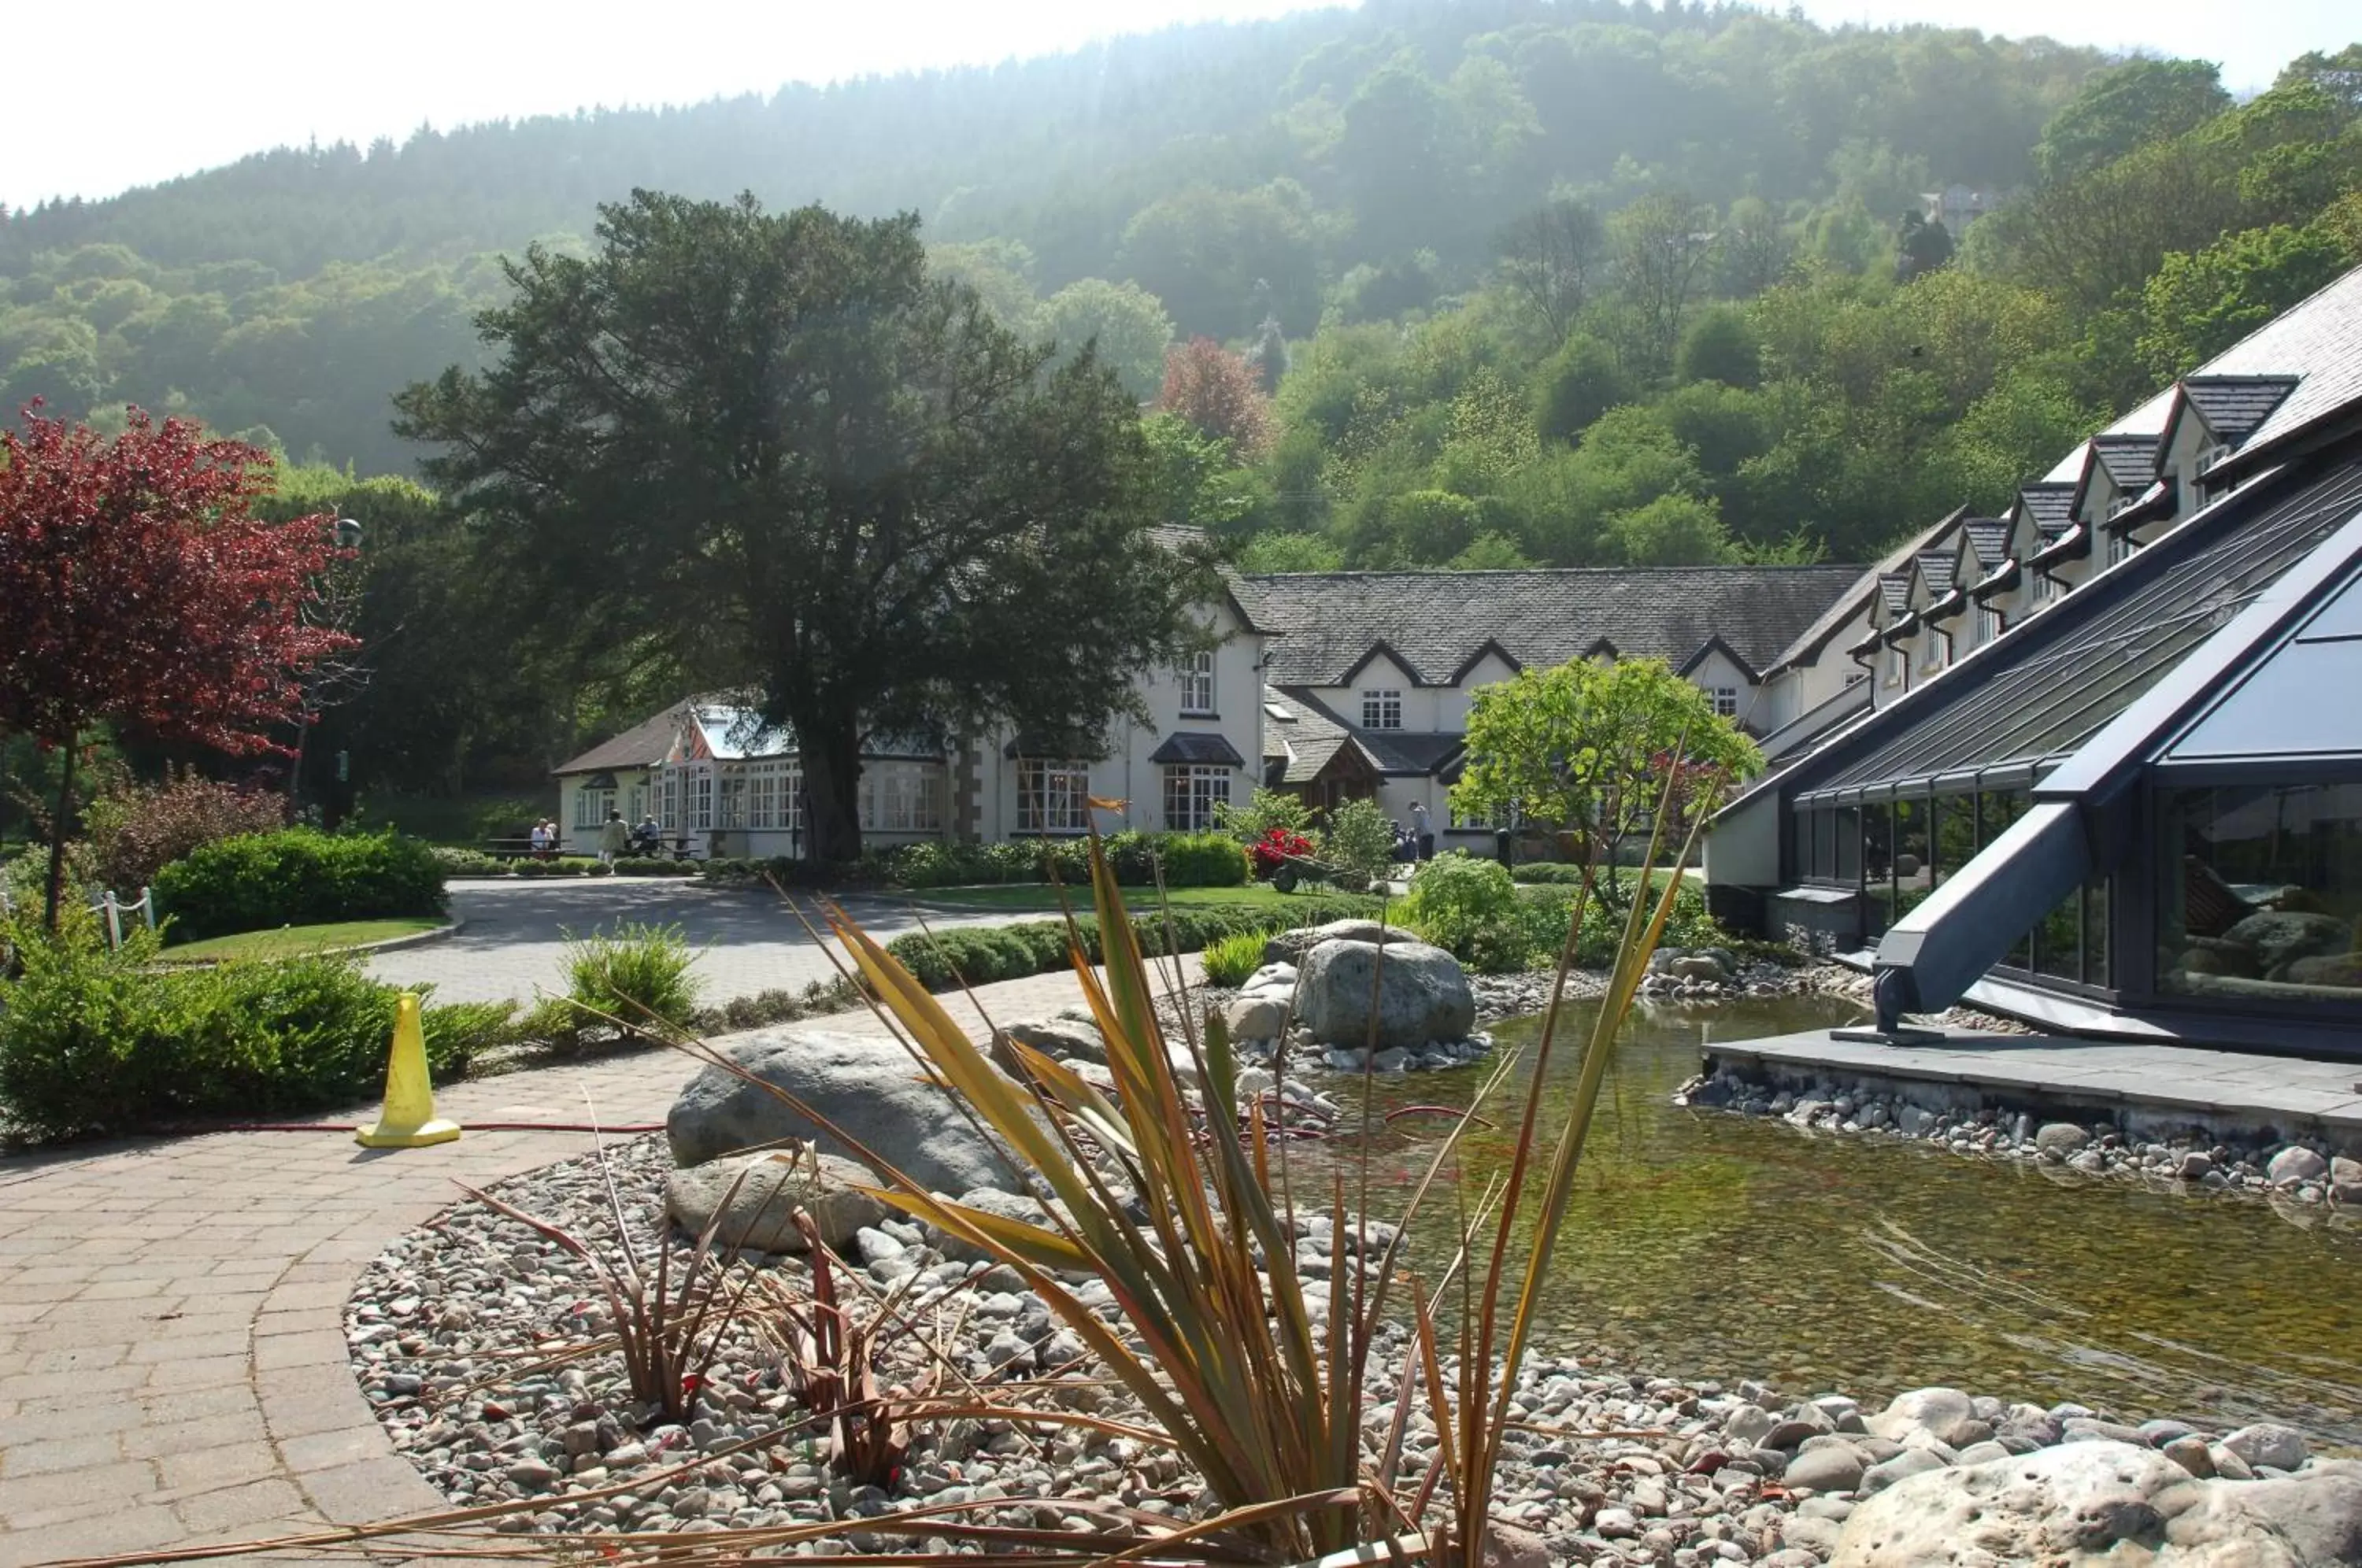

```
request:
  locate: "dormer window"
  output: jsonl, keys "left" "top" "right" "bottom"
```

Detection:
{"left": 2032, "top": 571, "right": 2059, "bottom": 605}
{"left": 1976, "top": 605, "right": 2002, "bottom": 645}
{"left": 1361, "top": 688, "right": 1403, "bottom": 730}
{"left": 1883, "top": 645, "right": 1906, "bottom": 687}
{"left": 2106, "top": 527, "right": 2137, "bottom": 567}
{"left": 1922, "top": 628, "right": 1951, "bottom": 672}
{"left": 1179, "top": 650, "right": 1215, "bottom": 716}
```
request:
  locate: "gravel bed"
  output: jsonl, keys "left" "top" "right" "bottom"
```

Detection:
{"left": 348, "top": 1134, "right": 2342, "bottom": 1562}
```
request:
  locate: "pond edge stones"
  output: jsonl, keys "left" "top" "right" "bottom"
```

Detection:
{"left": 1224, "top": 926, "right": 1494, "bottom": 1073}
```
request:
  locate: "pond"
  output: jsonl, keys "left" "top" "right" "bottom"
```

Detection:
{"left": 1294, "top": 993, "right": 2362, "bottom": 1446}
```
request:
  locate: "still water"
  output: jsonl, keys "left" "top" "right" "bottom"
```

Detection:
{"left": 1297, "top": 995, "right": 2362, "bottom": 1445}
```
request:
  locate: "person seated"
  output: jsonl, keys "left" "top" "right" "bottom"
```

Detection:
{"left": 629, "top": 815, "right": 665, "bottom": 856}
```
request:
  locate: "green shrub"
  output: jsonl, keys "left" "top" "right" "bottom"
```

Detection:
{"left": 1399, "top": 853, "right": 1531, "bottom": 971}
{"left": 1213, "top": 787, "right": 1315, "bottom": 845}
{"left": 1518, "top": 876, "right": 1725, "bottom": 967}
{"left": 880, "top": 893, "right": 1377, "bottom": 992}
{"left": 1318, "top": 797, "right": 1398, "bottom": 882}
{"left": 1508, "top": 862, "right": 1590, "bottom": 885}
{"left": 1201, "top": 929, "right": 1274, "bottom": 988}
{"left": 0, "top": 912, "right": 501, "bottom": 1140}
{"left": 879, "top": 832, "right": 1246, "bottom": 891}
{"left": 613, "top": 856, "right": 695, "bottom": 877}
{"left": 561, "top": 921, "right": 704, "bottom": 1037}
{"left": 153, "top": 829, "right": 446, "bottom": 943}
{"left": 432, "top": 846, "right": 509, "bottom": 877}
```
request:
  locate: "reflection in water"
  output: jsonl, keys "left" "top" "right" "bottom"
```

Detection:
{"left": 1300, "top": 994, "right": 2362, "bottom": 1444}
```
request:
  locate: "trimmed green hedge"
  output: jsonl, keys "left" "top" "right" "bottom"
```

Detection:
{"left": 883, "top": 892, "right": 1376, "bottom": 990}
{"left": 871, "top": 831, "right": 1249, "bottom": 891}
{"left": 0, "top": 915, "right": 515, "bottom": 1140}
{"left": 154, "top": 830, "right": 446, "bottom": 943}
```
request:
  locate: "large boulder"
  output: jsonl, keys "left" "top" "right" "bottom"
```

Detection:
{"left": 665, "top": 1150, "right": 887, "bottom": 1253}
{"left": 2223, "top": 910, "right": 2349, "bottom": 974}
{"left": 996, "top": 1015, "right": 1107, "bottom": 1070}
{"left": 1832, "top": 1440, "right": 2362, "bottom": 1566}
{"left": 1263, "top": 919, "right": 1410, "bottom": 965}
{"left": 1294, "top": 938, "right": 1475, "bottom": 1052}
{"left": 668, "top": 1028, "right": 1020, "bottom": 1193}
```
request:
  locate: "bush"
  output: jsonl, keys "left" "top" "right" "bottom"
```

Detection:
{"left": 879, "top": 832, "right": 1246, "bottom": 891}
{"left": 560, "top": 921, "right": 704, "bottom": 1037}
{"left": 0, "top": 912, "right": 508, "bottom": 1139}
{"left": 613, "top": 856, "right": 696, "bottom": 877}
{"left": 432, "top": 846, "right": 509, "bottom": 877}
{"left": 152, "top": 829, "right": 446, "bottom": 943}
{"left": 1508, "top": 862, "right": 1591, "bottom": 885}
{"left": 1214, "top": 787, "right": 1315, "bottom": 845}
{"left": 1517, "top": 875, "right": 1726, "bottom": 967}
{"left": 1201, "top": 929, "right": 1274, "bottom": 988}
{"left": 76, "top": 767, "right": 286, "bottom": 892}
{"left": 1399, "top": 853, "right": 1531, "bottom": 971}
{"left": 1319, "top": 797, "right": 1398, "bottom": 882}
{"left": 1148, "top": 831, "right": 1249, "bottom": 888}
{"left": 883, "top": 892, "right": 1377, "bottom": 992}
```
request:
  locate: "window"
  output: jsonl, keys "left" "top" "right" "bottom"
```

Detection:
{"left": 573, "top": 786, "right": 613, "bottom": 830}
{"left": 744, "top": 760, "right": 799, "bottom": 830}
{"left": 1163, "top": 764, "right": 1231, "bottom": 831}
{"left": 1922, "top": 628, "right": 1951, "bottom": 672}
{"left": 2032, "top": 571, "right": 2059, "bottom": 605}
{"left": 1976, "top": 605, "right": 2002, "bottom": 645}
{"left": 624, "top": 782, "right": 647, "bottom": 824}
{"left": 1883, "top": 645, "right": 1906, "bottom": 687}
{"left": 1018, "top": 759, "right": 1092, "bottom": 834}
{"left": 687, "top": 767, "right": 715, "bottom": 830}
{"left": 1178, "top": 650, "right": 1215, "bottom": 716}
{"left": 659, "top": 770, "right": 681, "bottom": 831}
{"left": 861, "top": 764, "right": 944, "bottom": 834}
{"left": 1361, "top": 689, "right": 1403, "bottom": 730}
{"left": 2106, "top": 527, "right": 2137, "bottom": 566}
{"left": 716, "top": 772, "right": 746, "bottom": 829}
{"left": 1709, "top": 686, "right": 1740, "bottom": 719}
{"left": 2160, "top": 781, "right": 2362, "bottom": 1004}
{"left": 1453, "top": 797, "right": 1516, "bottom": 830}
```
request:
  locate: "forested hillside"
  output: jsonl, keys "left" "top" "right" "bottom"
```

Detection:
{"left": 1, "top": 0, "right": 2106, "bottom": 472}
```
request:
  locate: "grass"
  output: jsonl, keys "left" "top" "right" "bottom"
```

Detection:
{"left": 909, "top": 881, "right": 1371, "bottom": 913}
{"left": 156, "top": 917, "right": 446, "bottom": 962}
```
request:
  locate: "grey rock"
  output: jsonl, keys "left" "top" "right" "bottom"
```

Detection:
{"left": 1241, "top": 962, "right": 1298, "bottom": 993}
{"left": 667, "top": 1029, "right": 1022, "bottom": 1191}
{"left": 2164, "top": 1436, "right": 2216, "bottom": 1478}
{"left": 505, "top": 1458, "right": 561, "bottom": 1491}
{"left": 2221, "top": 1422, "right": 2308, "bottom": 1472}
{"left": 1833, "top": 1440, "right": 2362, "bottom": 1567}
{"left": 1953, "top": 1441, "right": 2011, "bottom": 1466}
{"left": 2034, "top": 1122, "right": 2090, "bottom": 1158}
{"left": 664, "top": 1150, "right": 888, "bottom": 1253}
{"left": 2268, "top": 1146, "right": 2330, "bottom": 1188}
{"left": 1868, "top": 1387, "right": 1986, "bottom": 1448}
{"left": 2332, "top": 1155, "right": 2362, "bottom": 1205}
{"left": 1224, "top": 995, "right": 1290, "bottom": 1043}
{"left": 997, "top": 1017, "right": 1106, "bottom": 1067}
{"left": 2223, "top": 910, "right": 2350, "bottom": 972}
{"left": 1262, "top": 919, "right": 1409, "bottom": 964}
{"left": 1723, "top": 1403, "right": 1778, "bottom": 1449}
{"left": 1859, "top": 1448, "right": 1950, "bottom": 1494}
{"left": 2175, "top": 1150, "right": 2215, "bottom": 1181}
{"left": 1783, "top": 1446, "right": 1868, "bottom": 1493}
{"left": 1294, "top": 937, "right": 1476, "bottom": 1052}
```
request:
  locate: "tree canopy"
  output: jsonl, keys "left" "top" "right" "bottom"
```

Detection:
{"left": 393, "top": 193, "right": 1219, "bottom": 859}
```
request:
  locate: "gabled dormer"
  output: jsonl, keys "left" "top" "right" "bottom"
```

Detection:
{"left": 2072, "top": 433, "right": 2160, "bottom": 524}
{"left": 2157, "top": 374, "right": 2300, "bottom": 516}
{"left": 1957, "top": 518, "right": 2014, "bottom": 646}
{"left": 2015, "top": 482, "right": 2086, "bottom": 601}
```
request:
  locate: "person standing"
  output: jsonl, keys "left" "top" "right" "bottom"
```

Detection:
{"left": 1409, "top": 798, "right": 1433, "bottom": 861}
{"left": 598, "top": 808, "right": 630, "bottom": 867}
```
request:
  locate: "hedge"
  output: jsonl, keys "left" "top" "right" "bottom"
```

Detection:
{"left": 0, "top": 915, "right": 515, "bottom": 1140}
{"left": 872, "top": 831, "right": 1248, "bottom": 891}
{"left": 883, "top": 892, "right": 1377, "bottom": 991}
{"left": 153, "top": 829, "right": 446, "bottom": 943}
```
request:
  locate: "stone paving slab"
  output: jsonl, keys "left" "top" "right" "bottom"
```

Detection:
{"left": 1705, "top": 1029, "right": 2362, "bottom": 1144}
{"left": 0, "top": 960, "right": 1196, "bottom": 1566}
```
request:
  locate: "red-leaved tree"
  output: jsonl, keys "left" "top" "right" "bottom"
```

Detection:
{"left": 1157, "top": 338, "right": 1275, "bottom": 459}
{"left": 0, "top": 406, "right": 355, "bottom": 925}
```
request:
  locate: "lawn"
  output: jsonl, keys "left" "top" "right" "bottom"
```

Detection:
{"left": 909, "top": 882, "right": 1386, "bottom": 914}
{"left": 159, "top": 917, "right": 449, "bottom": 963}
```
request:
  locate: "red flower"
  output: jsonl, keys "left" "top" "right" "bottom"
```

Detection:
{"left": 1249, "top": 825, "right": 1313, "bottom": 872}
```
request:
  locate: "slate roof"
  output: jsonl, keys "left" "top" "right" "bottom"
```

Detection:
{"left": 553, "top": 701, "right": 694, "bottom": 775}
{"left": 1760, "top": 508, "right": 1969, "bottom": 678}
{"left": 1148, "top": 731, "right": 1246, "bottom": 767}
{"left": 2043, "top": 265, "right": 2362, "bottom": 483}
{"left": 1238, "top": 566, "right": 1864, "bottom": 688}
{"left": 2018, "top": 483, "right": 2078, "bottom": 539}
{"left": 2090, "top": 435, "right": 2160, "bottom": 489}
{"left": 1877, "top": 574, "right": 1912, "bottom": 616}
{"left": 1962, "top": 520, "right": 2012, "bottom": 571}
{"left": 1264, "top": 691, "right": 1360, "bottom": 786}
{"left": 2182, "top": 375, "right": 2300, "bottom": 444}
{"left": 1914, "top": 550, "right": 1956, "bottom": 597}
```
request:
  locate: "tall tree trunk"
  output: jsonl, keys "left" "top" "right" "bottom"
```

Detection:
{"left": 42, "top": 735, "right": 78, "bottom": 930}
{"left": 802, "top": 718, "right": 865, "bottom": 864}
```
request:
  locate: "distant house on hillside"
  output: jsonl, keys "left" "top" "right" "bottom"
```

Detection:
{"left": 1921, "top": 183, "right": 2002, "bottom": 232}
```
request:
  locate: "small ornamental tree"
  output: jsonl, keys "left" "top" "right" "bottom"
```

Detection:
{"left": 1450, "top": 656, "right": 1760, "bottom": 898}
{"left": 0, "top": 407, "right": 353, "bottom": 925}
{"left": 1157, "top": 337, "right": 1275, "bottom": 459}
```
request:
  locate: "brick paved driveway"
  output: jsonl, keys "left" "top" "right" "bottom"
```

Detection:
{"left": 368, "top": 878, "right": 1027, "bottom": 1005}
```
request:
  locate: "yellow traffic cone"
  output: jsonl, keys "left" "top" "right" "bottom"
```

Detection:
{"left": 357, "top": 993, "right": 462, "bottom": 1148}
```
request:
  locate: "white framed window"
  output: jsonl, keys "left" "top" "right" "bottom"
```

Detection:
{"left": 743, "top": 759, "right": 801, "bottom": 830}
{"left": 1923, "top": 628, "right": 1951, "bottom": 672}
{"left": 659, "top": 769, "right": 682, "bottom": 830}
{"left": 624, "top": 782, "right": 647, "bottom": 823}
{"left": 1452, "top": 797, "right": 1516, "bottom": 830}
{"left": 1883, "top": 645, "right": 1906, "bottom": 686}
{"left": 2106, "top": 528, "right": 2137, "bottom": 566}
{"left": 2032, "top": 571, "right": 2059, "bottom": 605}
{"left": 1361, "top": 689, "right": 1403, "bottom": 730}
{"left": 861, "top": 764, "right": 945, "bottom": 834}
{"left": 1976, "top": 605, "right": 2002, "bottom": 645}
{"left": 687, "top": 767, "right": 715, "bottom": 830}
{"left": 716, "top": 771, "right": 746, "bottom": 829}
{"left": 1162, "top": 764, "right": 1231, "bottom": 831}
{"left": 573, "top": 786, "right": 613, "bottom": 830}
{"left": 1178, "top": 650, "right": 1215, "bottom": 716}
{"left": 1709, "top": 686, "right": 1740, "bottom": 719}
{"left": 1018, "top": 759, "right": 1092, "bottom": 834}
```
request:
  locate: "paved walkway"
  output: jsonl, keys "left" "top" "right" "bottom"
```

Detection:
{"left": 1706, "top": 1029, "right": 2362, "bottom": 1141}
{"left": 368, "top": 879, "right": 1030, "bottom": 1004}
{"left": 0, "top": 960, "right": 1200, "bottom": 1566}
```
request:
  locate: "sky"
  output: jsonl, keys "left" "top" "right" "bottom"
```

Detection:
{"left": 3, "top": 0, "right": 2353, "bottom": 211}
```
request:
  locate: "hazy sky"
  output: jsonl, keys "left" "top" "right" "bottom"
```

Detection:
{"left": 5, "top": 0, "right": 2352, "bottom": 211}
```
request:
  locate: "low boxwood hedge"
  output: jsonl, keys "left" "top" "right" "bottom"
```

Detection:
{"left": 154, "top": 829, "right": 446, "bottom": 944}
